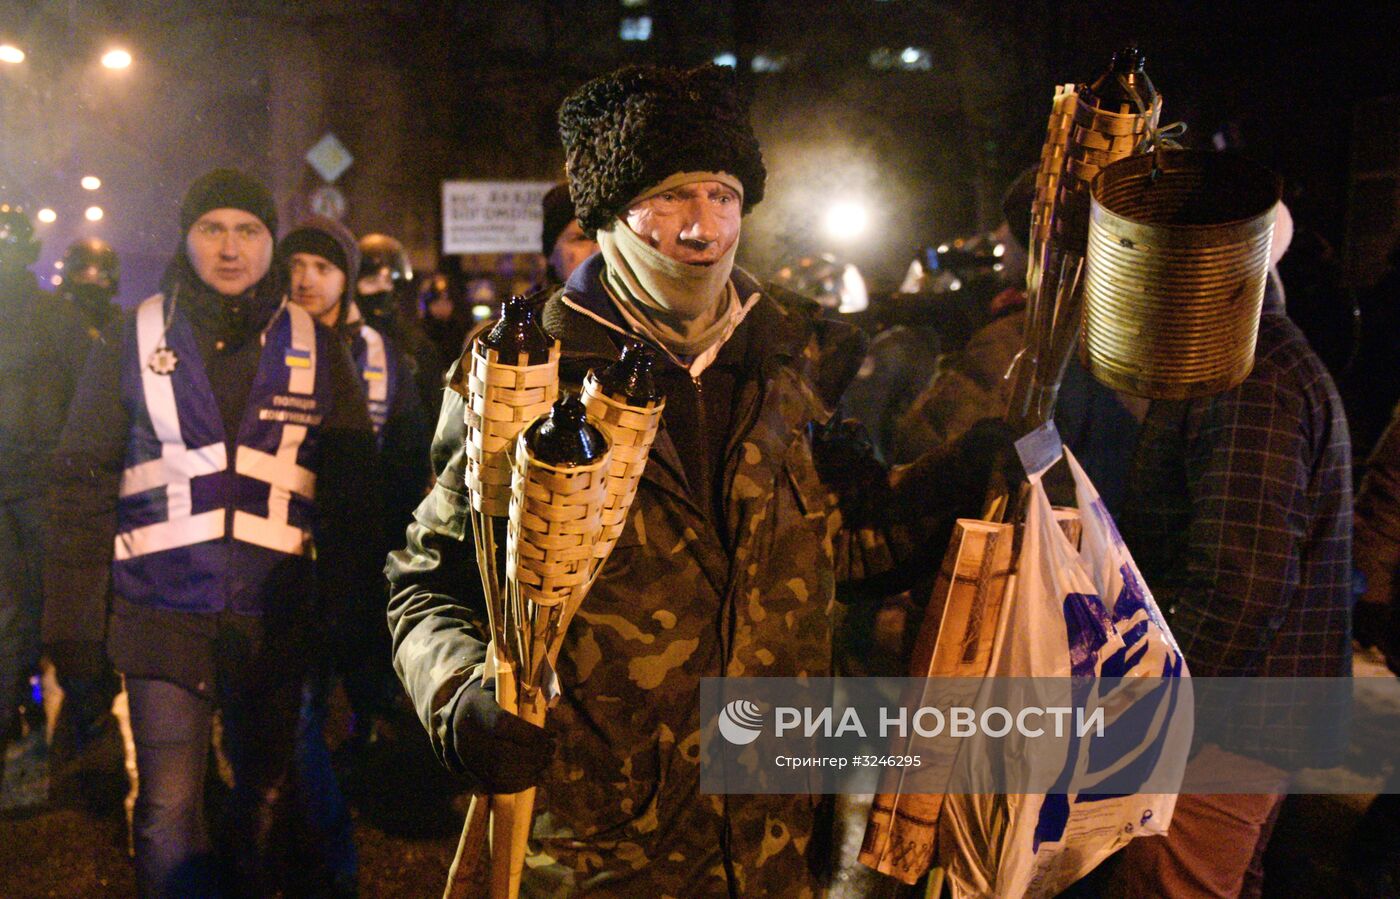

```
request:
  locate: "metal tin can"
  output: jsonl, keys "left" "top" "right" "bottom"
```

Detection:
{"left": 1083, "top": 150, "right": 1281, "bottom": 399}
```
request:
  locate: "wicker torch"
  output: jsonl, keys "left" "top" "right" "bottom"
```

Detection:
{"left": 580, "top": 342, "right": 666, "bottom": 598}
{"left": 501, "top": 393, "right": 611, "bottom": 897}
{"left": 448, "top": 296, "right": 559, "bottom": 899}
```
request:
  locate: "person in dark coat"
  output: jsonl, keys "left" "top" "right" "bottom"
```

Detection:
{"left": 541, "top": 181, "right": 599, "bottom": 287}
{"left": 357, "top": 233, "right": 447, "bottom": 420}
{"left": 44, "top": 237, "right": 126, "bottom": 787}
{"left": 0, "top": 203, "right": 89, "bottom": 788}
{"left": 417, "top": 271, "right": 469, "bottom": 368}
{"left": 281, "top": 214, "right": 430, "bottom": 895}
{"left": 59, "top": 237, "right": 122, "bottom": 339}
{"left": 42, "top": 170, "right": 378, "bottom": 897}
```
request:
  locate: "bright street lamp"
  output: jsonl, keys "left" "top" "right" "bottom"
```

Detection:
{"left": 37, "top": 208, "right": 56, "bottom": 224}
{"left": 101, "top": 48, "right": 132, "bottom": 70}
{"left": 0, "top": 44, "right": 23, "bottom": 64}
{"left": 81, "top": 176, "right": 102, "bottom": 190}
{"left": 85, "top": 206, "right": 104, "bottom": 222}
{"left": 823, "top": 201, "right": 870, "bottom": 243}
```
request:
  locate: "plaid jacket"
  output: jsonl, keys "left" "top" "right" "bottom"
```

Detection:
{"left": 1120, "top": 288, "right": 1353, "bottom": 680}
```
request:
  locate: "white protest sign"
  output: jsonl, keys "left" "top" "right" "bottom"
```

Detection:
{"left": 442, "top": 180, "right": 553, "bottom": 254}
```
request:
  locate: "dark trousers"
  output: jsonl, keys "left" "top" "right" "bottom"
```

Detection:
{"left": 127, "top": 669, "right": 302, "bottom": 899}
{"left": 0, "top": 496, "right": 44, "bottom": 736}
{"left": 295, "top": 667, "right": 358, "bottom": 887}
{"left": 1099, "top": 746, "right": 1288, "bottom": 899}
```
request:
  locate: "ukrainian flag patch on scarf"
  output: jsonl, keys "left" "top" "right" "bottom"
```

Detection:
{"left": 363, "top": 364, "right": 386, "bottom": 381}
{"left": 285, "top": 346, "right": 312, "bottom": 369}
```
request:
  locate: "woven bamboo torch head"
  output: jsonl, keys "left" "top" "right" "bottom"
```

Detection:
{"left": 1083, "top": 150, "right": 1281, "bottom": 400}
{"left": 464, "top": 296, "right": 561, "bottom": 516}
{"left": 508, "top": 394, "right": 612, "bottom": 610}
{"left": 582, "top": 343, "right": 667, "bottom": 559}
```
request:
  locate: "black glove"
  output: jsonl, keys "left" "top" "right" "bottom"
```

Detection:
{"left": 959, "top": 417, "right": 1024, "bottom": 493}
{"left": 447, "top": 677, "right": 555, "bottom": 794}
{"left": 810, "top": 417, "right": 891, "bottom": 527}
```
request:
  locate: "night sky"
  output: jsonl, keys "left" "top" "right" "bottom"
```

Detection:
{"left": 1, "top": 0, "right": 1396, "bottom": 298}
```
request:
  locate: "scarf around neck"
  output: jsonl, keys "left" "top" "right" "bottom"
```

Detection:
{"left": 596, "top": 208, "right": 741, "bottom": 357}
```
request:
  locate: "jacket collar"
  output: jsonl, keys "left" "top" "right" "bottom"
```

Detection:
{"left": 551, "top": 250, "right": 809, "bottom": 374}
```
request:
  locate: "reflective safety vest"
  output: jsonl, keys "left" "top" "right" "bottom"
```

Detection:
{"left": 356, "top": 322, "right": 398, "bottom": 444}
{"left": 113, "top": 294, "right": 330, "bottom": 615}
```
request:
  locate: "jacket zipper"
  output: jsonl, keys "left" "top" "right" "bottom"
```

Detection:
{"left": 715, "top": 367, "right": 769, "bottom": 898}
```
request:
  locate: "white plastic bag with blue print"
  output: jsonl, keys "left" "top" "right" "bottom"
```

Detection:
{"left": 939, "top": 433, "right": 1191, "bottom": 899}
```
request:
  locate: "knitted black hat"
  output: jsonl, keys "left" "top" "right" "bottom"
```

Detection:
{"left": 279, "top": 215, "right": 360, "bottom": 284}
{"left": 558, "top": 64, "right": 766, "bottom": 235}
{"left": 179, "top": 168, "right": 278, "bottom": 236}
{"left": 541, "top": 182, "right": 576, "bottom": 256}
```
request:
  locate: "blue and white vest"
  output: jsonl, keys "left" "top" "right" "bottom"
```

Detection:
{"left": 355, "top": 322, "right": 399, "bottom": 446}
{"left": 113, "top": 293, "right": 331, "bottom": 615}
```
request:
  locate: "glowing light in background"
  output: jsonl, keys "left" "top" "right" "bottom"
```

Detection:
{"left": 37, "top": 208, "right": 57, "bottom": 224}
{"left": 81, "top": 176, "right": 102, "bottom": 190}
{"left": 713, "top": 52, "right": 737, "bottom": 68}
{"left": 85, "top": 206, "right": 104, "bottom": 222}
{"left": 823, "top": 201, "right": 869, "bottom": 243}
{"left": 470, "top": 304, "right": 492, "bottom": 320}
{"left": 869, "top": 47, "right": 932, "bottom": 71}
{"left": 618, "top": 17, "right": 651, "bottom": 41}
{"left": 751, "top": 54, "right": 787, "bottom": 73}
{"left": 838, "top": 263, "right": 869, "bottom": 314}
{"left": 0, "top": 44, "right": 24, "bottom": 64}
{"left": 101, "top": 48, "right": 132, "bottom": 70}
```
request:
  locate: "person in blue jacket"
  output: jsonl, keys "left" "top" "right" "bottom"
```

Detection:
{"left": 43, "top": 169, "right": 378, "bottom": 897}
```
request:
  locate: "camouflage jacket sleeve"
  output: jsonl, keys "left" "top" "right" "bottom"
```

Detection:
{"left": 385, "top": 358, "right": 490, "bottom": 775}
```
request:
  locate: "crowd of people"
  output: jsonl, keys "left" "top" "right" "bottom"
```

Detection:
{"left": 0, "top": 59, "right": 1392, "bottom": 898}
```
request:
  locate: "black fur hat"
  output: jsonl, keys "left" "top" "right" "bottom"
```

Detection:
{"left": 558, "top": 64, "right": 766, "bottom": 235}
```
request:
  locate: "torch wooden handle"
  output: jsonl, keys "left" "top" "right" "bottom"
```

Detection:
{"left": 443, "top": 793, "right": 491, "bottom": 899}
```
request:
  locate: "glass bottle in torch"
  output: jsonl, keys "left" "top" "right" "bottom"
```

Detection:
{"left": 580, "top": 342, "right": 666, "bottom": 606}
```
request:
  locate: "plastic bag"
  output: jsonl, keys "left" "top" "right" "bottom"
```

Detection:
{"left": 940, "top": 443, "right": 1191, "bottom": 899}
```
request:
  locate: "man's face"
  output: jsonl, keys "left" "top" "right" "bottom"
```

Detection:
{"left": 549, "top": 219, "right": 598, "bottom": 282}
{"left": 357, "top": 268, "right": 393, "bottom": 297}
{"left": 623, "top": 180, "right": 741, "bottom": 266}
{"left": 185, "top": 208, "right": 273, "bottom": 297}
{"left": 288, "top": 252, "right": 346, "bottom": 326}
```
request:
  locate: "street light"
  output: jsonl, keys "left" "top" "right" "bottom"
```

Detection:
{"left": 81, "top": 176, "right": 102, "bottom": 190}
{"left": 101, "top": 48, "right": 132, "bottom": 70}
{"left": 85, "top": 206, "right": 104, "bottom": 222}
{"left": 823, "top": 200, "right": 870, "bottom": 243}
{"left": 0, "top": 44, "right": 23, "bottom": 64}
{"left": 37, "top": 208, "right": 56, "bottom": 224}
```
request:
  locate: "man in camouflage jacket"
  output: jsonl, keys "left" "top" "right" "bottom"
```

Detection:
{"left": 386, "top": 64, "right": 1000, "bottom": 897}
